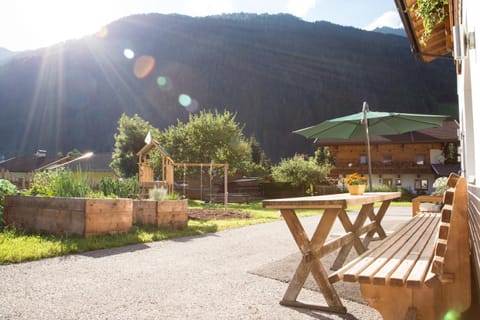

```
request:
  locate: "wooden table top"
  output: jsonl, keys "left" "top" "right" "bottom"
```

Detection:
{"left": 262, "top": 192, "right": 401, "bottom": 209}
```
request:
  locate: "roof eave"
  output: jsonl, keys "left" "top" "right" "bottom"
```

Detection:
{"left": 394, "top": 0, "right": 455, "bottom": 62}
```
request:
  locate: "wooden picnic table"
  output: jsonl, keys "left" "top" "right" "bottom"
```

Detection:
{"left": 262, "top": 191, "right": 401, "bottom": 314}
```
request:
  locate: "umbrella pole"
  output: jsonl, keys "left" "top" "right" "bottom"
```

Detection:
{"left": 363, "top": 102, "right": 373, "bottom": 192}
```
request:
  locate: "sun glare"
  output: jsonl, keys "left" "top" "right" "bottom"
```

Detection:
{"left": 2, "top": 0, "right": 124, "bottom": 50}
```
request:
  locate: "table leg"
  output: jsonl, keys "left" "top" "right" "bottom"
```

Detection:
{"left": 363, "top": 200, "right": 391, "bottom": 248}
{"left": 331, "top": 204, "right": 371, "bottom": 270}
{"left": 280, "top": 208, "right": 347, "bottom": 314}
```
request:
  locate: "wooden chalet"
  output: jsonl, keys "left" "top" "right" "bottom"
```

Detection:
{"left": 315, "top": 120, "right": 460, "bottom": 194}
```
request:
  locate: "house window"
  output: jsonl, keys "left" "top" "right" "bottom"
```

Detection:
{"left": 383, "top": 155, "right": 392, "bottom": 164}
{"left": 360, "top": 155, "right": 367, "bottom": 165}
{"left": 414, "top": 179, "right": 429, "bottom": 190}
{"left": 416, "top": 154, "right": 425, "bottom": 165}
{"left": 383, "top": 178, "right": 393, "bottom": 186}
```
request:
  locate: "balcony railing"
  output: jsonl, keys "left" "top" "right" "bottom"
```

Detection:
{"left": 331, "top": 160, "right": 433, "bottom": 175}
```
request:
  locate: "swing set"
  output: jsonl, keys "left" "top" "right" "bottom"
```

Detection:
{"left": 136, "top": 137, "right": 229, "bottom": 210}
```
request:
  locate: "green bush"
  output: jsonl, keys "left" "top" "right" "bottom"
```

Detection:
{"left": 271, "top": 155, "right": 331, "bottom": 194}
{"left": 25, "top": 169, "right": 92, "bottom": 198}
{"left": 0, "top": 179, "right": 17, "bottom": 227}
{"left": 99, "top": 175, "right": 138, "bottom": 198}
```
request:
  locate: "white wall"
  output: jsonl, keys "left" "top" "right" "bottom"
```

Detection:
{"left": 459, "top": 0, "right": 480, "bottom": 185}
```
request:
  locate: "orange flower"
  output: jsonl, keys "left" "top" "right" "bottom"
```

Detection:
{"left": 345, "top": 173, "right": 367, "bottom": 185}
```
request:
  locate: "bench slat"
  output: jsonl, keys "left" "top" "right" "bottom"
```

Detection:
{"left": 330, "top": 214, "right": 428, "bottom": 283}
{"left": 404, "top": 216, "right": 441, "bottom": 287}
{"left": 357, "top": 214, "right": 437, "bottom": 284}
{"left": 377, "top": 214, "right": 440, "bottom": 286}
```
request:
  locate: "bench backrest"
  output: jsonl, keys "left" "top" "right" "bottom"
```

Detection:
{"left": 431, "top": 173, "right": 469, "bottom": 283}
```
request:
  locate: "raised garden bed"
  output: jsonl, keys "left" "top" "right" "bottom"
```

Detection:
{"left": 4, "top": 195, "right": 132, "bottom": 237}
{"left": 133, "top": 199, "right": 189, "bottom": 229}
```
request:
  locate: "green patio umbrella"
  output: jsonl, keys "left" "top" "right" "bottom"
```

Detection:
{"left": 293, "top": 102, "right": 449, "bottom": 191}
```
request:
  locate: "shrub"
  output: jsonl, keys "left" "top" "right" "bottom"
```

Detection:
{"left": 271, "top": 155, "right": 331, "bottom": 194}
{"left": 0, "top": 179, "right": 17, "bottom": 227}
{"left": 26, "top": 169, "right": 92, "bottom": 198}
{"left": 99, "top": 175, "right": 138, "bottom": 198}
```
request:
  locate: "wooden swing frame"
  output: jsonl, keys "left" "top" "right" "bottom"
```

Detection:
{"left": 137, "top": 139, "right": 229, "bottom": 210}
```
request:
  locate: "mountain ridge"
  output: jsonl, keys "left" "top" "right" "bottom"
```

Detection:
{"left": 0, "top": 13, "right": 457, "bottom": 161}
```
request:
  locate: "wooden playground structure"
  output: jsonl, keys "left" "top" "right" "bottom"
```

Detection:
{"left": 136, "top": 138, "right": 229, "bottom": 208}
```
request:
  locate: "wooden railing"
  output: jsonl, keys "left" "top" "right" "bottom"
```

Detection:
{"left": 330, "top": 160, "right": 432, "bottom": 175}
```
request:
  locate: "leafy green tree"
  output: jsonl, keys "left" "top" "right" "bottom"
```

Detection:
{"left": 157, "top": 110, "right": 252, "bottom": 173}
{"left": 238, "top": 136, "right": 271, "bottom": 177}
{"left": 271, "top": 154, "right": 331, "bottom": 194}
{"left": 314, "top": 146, "right": 335, "bottom": 166}
{"left": 111, "top": 114, "right": 160, "bottom": 178}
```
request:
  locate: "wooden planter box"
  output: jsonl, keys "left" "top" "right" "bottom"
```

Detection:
{"left": 4, "top": 196, "right": 132, "bottom": 238}
{"left": 133, "top": 199, "right": 188, "bottom": 229}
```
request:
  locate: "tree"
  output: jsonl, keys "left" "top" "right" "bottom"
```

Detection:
{"left": 314, "top": 146, "right": 335, "bottom": 166}
{"left": 157, "top": 110, "right": 252, "bottom": 173}
{"left": 111, "top": 114, "right": 160, "bottom": 177}
{"left": 271, "top": 154, "right": 331, "bottom": 194}
{"left": 238, "top": 136, "right": 271, "bottom": 177}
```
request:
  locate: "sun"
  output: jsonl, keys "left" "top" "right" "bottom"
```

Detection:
{"left": 3, "top": 0, "right": 119, "bottom": 50}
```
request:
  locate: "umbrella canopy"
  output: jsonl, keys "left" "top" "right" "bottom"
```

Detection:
{"left": 293, "top": 102, "right": 450, "bottom": 191}
{"left": 294, "top": 109, "right": 449, "bottom": 139}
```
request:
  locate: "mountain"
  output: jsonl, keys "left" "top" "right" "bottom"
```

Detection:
{"left": 0, "top": 13, "right": 457, "bottom": 162}
{"left": 373, "top": 27, "right": 406, "bottom": 37}
{"left": 0, "top": 47, "right": 16, "bottom": 64}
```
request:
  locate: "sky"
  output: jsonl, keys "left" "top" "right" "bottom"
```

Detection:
{"left": 0, "top": 0, "right": 402, "bottom": 52}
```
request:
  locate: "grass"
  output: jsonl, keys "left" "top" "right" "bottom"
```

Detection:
{"left": 0, "top": 200, "right": 411, "bottom": 265}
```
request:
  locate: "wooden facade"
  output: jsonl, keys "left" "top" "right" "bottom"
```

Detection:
{"left": 316, "top": 121, "right": 460, "bottom": 193}
{"left": 328, "top": 141, "right": 445, "bottom": 176}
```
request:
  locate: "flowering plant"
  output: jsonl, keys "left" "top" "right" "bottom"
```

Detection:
{"left": 344, "top": 173, "right": 367, "bottom": 186}
{"left": 432, "top": 176, "right": 448, "bottom": 195}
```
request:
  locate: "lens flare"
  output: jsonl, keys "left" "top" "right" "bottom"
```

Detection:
{"left": 185, "top": 98, "right": 199, "bottom": 113}
{"left": 443, "top": 310, "right": 460, "bottom": 320}
{"left": 157, "top": 76, "right": 168, "bottom": 87}
{"left": 178, "top": 94, "right": 192, "bottom": 107}
{"left": 134, "top": 55, "right": 155, "bottom": 79}
{"left": 123, "top": 48, "right": 135, "bottom": 59}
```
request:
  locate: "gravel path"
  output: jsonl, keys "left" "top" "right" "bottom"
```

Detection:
{"left": 0, "top": 207, "right": 411, "bottom": 320}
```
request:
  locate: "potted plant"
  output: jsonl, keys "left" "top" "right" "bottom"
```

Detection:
{"left": 344, "top": 173, "right": 367, "bottom": 195}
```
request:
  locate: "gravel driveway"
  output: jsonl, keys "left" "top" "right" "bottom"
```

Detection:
{"left": 0, "top": 207, "right": 411, "bottom": 320}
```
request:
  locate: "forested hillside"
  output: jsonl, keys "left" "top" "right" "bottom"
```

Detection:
{"left": 0, "top": 13, "right": 457, "bottom": 161}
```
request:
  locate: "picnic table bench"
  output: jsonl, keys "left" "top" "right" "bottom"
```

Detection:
{"left": 263, "top": 191, "right": 401, "bottom": 314}
{"left": 329, "top": 173, "right": 470, "bottom": 319}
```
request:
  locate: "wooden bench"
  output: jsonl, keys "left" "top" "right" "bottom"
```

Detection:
{"left": 411, "top": 195, "right": 443, "bottom": 216}
{"left": 329, "top": 173, "right": 471, "bottom": 319}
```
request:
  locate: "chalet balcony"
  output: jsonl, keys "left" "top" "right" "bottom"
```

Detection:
{"left": 330, "top": 160, "right": 434, "bottom": 176}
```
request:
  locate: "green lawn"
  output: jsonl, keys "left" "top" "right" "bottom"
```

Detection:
{"left": 0, "top": 200, "right": 411, "bottom": 265}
